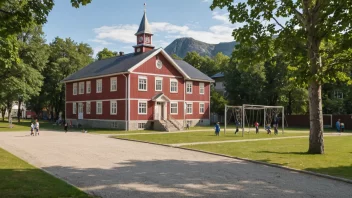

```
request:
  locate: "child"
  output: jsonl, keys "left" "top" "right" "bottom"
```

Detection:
{"left": 35, "top": 119, "right": 40, "bottom": 136}
{"left": 274, "top": 124, "right": 278, "bottom": 135}
{"left": 235, "top": 120, "right": 240, "bottom": 134}
{"left": 341, "top": 122, "right": 345, "bottom": 132}
{"left": 336, "top": 119, "right": 341, "bottom": 132}
{"left": 254, "top": 121, "right": 259, "bottom": 134}
{"left": 64, "top": 121, "right": 68, "bottom": 133}
{"left": 214, "top": 122, "right": 220, "bottom": 136}
{"left": 30, "top": 122, "right": 34, "bottom": 136}
{"left": 265, "top": 124, "right": 271, "bottom": 134}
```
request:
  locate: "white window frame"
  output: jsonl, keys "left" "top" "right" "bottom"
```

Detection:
{"left": 138, "top": 101, "right": 147, "bottom": 115}
{"left": 186, "top": 103, "right": 193, "bottom": 114}
{"left": 96, "top": 101, "right": 103, "bottom": 115}
{"left": 138, "top": 76, "right": 147, "bottom": 91}
{"left": 110, "top": 100, "right": 117, "bottom": 115}
{"left": 170, "top": 102, "right": 178, "bottom": 114}
{"left": 186, "top": 81, "right": 193, "bottom": 94}
{"left": 78, "top": 103, "right": 83, "bottom": 113}
{"left": 170, "top": 79, "right": 178, "bottom": 93}
{"left": 110, "top": 77, "right": 117, "bottom": 92}
{"left": 199, "top": 103, "right": 205, "bottom": 114}
{"left": 72, "top": 102, "right": 76, "bottom": 114}
{"left": 96, "top": 79, "right": 102, "bottom": 93}
{"left": 86, "top": 81, "right": 91, "bottom": 94}
{"left": 79, "top": 82, "right": 84, "bottom": 94}
{"left": 199, "top": 83, "right": 205, "bottom": 95}
{"left": 86, "top": 102, "right": 91, "bottom": 114}
{"left": 73, "top": 83, "right": 77, "bottom": 95}
{"left": 155, "top": 77, "right": 163, "bottom": 91}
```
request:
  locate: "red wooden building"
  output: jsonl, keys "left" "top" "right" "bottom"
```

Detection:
{"left": 62, "top": 10, "right": 214, "bottom": 131}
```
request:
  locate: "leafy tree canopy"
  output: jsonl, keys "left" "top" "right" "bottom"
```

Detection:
{"left": 96, "top": 48, "right": 118, "bottom": 60}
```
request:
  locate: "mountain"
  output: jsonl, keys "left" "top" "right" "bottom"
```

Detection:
{"left": 164, "top": 37, "right": 237, "bottom": 58}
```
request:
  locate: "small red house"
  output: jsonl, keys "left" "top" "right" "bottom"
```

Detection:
{"left": 62, "top": 11, "right": 214, "bottom": 131}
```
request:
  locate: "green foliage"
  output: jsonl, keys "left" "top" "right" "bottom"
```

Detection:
{"left": 183, "top": 51, "right": 229, "bottom": 76}
{"left": 210, "top": 87, "right": 228, "bottom": 115}
{"left": 171, "top": 54, "right": 182, "bottom": 60}
{"left": 96, "top": 48, "right": 118, "bottom": 60}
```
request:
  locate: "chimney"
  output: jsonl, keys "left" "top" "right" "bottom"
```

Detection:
{"left": 119, "top": 51, "right": 124, "bottom": 56}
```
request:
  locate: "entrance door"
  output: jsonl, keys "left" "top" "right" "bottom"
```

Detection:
{"left": 78, "top": 103, "right": 83, "bottom": 120}
{"left": 156, "top": 102, "right": 164, "bottom": 120}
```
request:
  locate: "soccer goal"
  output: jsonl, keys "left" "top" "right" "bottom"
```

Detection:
{"left": 224, "top": 104, "right": 285, "bottom": 137}
{"left": 323, "top": 114, "right": 333, "bottom": 128}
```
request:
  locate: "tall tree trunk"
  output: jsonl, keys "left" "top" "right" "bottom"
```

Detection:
{"left": 17, "top": 99, "right": 22, "bottom": 123}
{"left": 287, "top": 91, "right": 292, "bottom": 115}
{"left": 1, "top": 107, "right": 6, "bottom": 121}
{"left": 307, "top": 37, "right": 324, "bottom": 154}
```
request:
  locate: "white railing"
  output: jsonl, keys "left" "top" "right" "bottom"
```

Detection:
{"left": 169, "top": 115, "right": 183, "bottom": 130}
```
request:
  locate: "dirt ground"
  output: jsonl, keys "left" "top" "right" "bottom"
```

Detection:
{"left": 0, "top": 131, "right": 351, "bottom": 198}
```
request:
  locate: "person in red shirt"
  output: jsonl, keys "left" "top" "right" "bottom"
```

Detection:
{"left": 255, "top": 121, "right": 259, "bottom": 134}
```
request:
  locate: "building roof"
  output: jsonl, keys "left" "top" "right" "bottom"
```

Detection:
{"left": 135, "top": 11, "right": 152, "bottom": 35}
{"left": 173, "top": 59, "right": 214, "bottom": 82}
{"left": 62, "top": 48, "right": 214, "bottom": 83}
{"left": 211, "top": 72, "right": 224, "bottom": 78}
{"left": 62, "top": 49, "right": 158, "bottom": 82}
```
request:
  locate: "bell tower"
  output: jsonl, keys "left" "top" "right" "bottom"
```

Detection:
{"left": 133, "top": 4, "right": 155, "bottom": 53}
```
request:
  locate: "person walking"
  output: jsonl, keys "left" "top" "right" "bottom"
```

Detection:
{"left": 336, "top": 119, "right": 341, "bottom": 133}
{"left": 254, "top": 121, "right": 259, "bottom": 134}
{"left": 35, "top": 119, "right": 40, "bottom": 136}
{"left": 235, "top": 120, "right": 240, "bottom": 134}
{"left": 214, "top": 122, "right": 220, "bottom": 136}
{"left": 64, "top": 121, "right": 68, "bottom": 133}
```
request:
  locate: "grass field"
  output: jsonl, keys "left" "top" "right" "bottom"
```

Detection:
{"left": 0, "top": 147, "right": 90, "bottom": 198}
{"left": 184, "top": 136, "right": 352, "bottom": 179}
{"left": 114, "top": 131, "right": 308, "bottom": 144}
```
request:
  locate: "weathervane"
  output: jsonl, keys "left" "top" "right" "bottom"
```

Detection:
{"left": 144, "top": 3, "right": 146, "bottom": 12}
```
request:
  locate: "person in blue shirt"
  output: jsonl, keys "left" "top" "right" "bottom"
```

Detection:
{"left": 214, "top": 122, "right": 220, "bottom": 136}
{"left": 265, "top": 124, "right": 271, "bottom": 134}
{"left": 336, "top": 119, "right": 341, "bottom": 132}
{"left": 235, "top": 120, "right": 240, "bottom": 134}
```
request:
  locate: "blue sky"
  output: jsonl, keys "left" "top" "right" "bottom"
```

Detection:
{"left": 43, "top": 0, "right": 239, "bottom": 56}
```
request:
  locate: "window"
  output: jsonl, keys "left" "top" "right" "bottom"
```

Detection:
{"left": 86, "top": 81, "right": 91, "bottom": 93}
{"left": 86, "top": 102, "right": 91, "bottom": 114}
{"left": 73, "top": 83, "right": 77, "bottom": 95}
{"left": 110, "top": 101, "right": 117, "bottom": 115}
{"left": 186, "top": 103, "right": 193, "bottom": 114}
{"left": 155, "top": 77, "right": 162, "bottom": 91}
{"left": 170, "top": 79, "right": 178, "bottom": 93}
{"left": 79, "top": 82, "right": 84, "bottom": 94}
{"left": 138, "top": 101, "right": 147, "bottom": 114}
{"left": 138, "top": 76, "right": 147, "bottom": 91}
{"left": 138, "top": 123, "right": 146, "bottom": 129}
{"left": 170, "top": 102, "right": 178, "bottom": 114}
{"left": 186, "top": 81, "right": 192, "bottom": 94}
{"left": 96, "top": 101, "right": 102, "bottom": 114}
{"left": 199, "top": 83, "right": 205, "bottom": 94}
{"left": 96, "top": 79, "right": 102, "bottom": 93}
{"left": 110, "top": 77, "right": 117, "bottom": 91}
{"left": 111, "top": 122, "right": 118, "bottom": 128}
{"left": 72, "top": 103, "right": 76, "bottom": 114}
{"left": 78, "top": 103, "right": 83, "bottom": 113}
{"left": 334, "top": 91, "right": 343, "bottom": 99}
{"left": 199, "top": 103, "right": 205, "bottom": 114}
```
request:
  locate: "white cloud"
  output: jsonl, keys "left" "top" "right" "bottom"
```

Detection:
{"left": 212, "top": 12, "right": 231, "bottom": 24}
{"left": 93, "top": 25, "right": 138, "bottom": 43}
{"left": 89, "top": 39, "right": 113, "bottom": 45}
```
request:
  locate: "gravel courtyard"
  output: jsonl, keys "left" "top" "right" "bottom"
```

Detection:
{"left": 0, "top": 131, "right": 351, "bottom": 198}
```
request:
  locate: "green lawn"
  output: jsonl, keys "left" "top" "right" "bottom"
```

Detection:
{"left": 115, "top": 131, "right": 308, "bottom": 144}
{"left": 0, "top": 147, "right": 90, "bottom": 198}
{"left": 184, "top": 136, "right": 352, "bottom": 179}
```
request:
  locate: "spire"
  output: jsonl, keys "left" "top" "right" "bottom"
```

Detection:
{"left": 135, "top": 3, "right": 152, "bottom": 35}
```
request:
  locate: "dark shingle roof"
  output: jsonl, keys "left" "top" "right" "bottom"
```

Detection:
{"left": 173, "top": 59, "right": 214, "bottom": 82}
{"left": 62, "top": 49, "right": 158, "bottom": 82}
{"left": 62, "top": 48, "right": 213, "bottom": 82}
{"left": 211, "top": 72, "right": 224, "bottom": 78}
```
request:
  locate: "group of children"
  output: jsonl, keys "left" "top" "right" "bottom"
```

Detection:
{"left": 336, "top": 119, "right": 345, "bottom": 132}
{"left": 214, "top": 120, "right": 279, "bottom": 135}
{"left": 30, "top": 119, "right": 40, "bottom": 136}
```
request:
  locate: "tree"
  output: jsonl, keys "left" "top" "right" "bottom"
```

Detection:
{"left": 43, "top": 37, "right": 93, "bottom": 120}
{"left": 184, "top": 51, "right": 229, "bottom": 76}
{"left": 211, "top": 0, "right": 352, "bottom": 154}
{"left": 210, "top": 87, "right": 228, "bottom": 115}
{"left": 171, "top": 54, "right": 182, "bottom": 60}
{"left": 96, "top": 48, "right": 118, "bottom": 60}
{"left": 0, "top": 25, "right": 48, "bottom": 122}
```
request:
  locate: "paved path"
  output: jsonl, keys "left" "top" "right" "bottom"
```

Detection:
{"left": 0, "top": 131, "right": 351, "bottom": 198}
{"left": 169, "top": 133, "right": 352, "bottom": 147}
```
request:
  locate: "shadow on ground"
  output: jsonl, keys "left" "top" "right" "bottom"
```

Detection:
{"left": 35, "top": 159, "right": 352, "bottom": 198}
